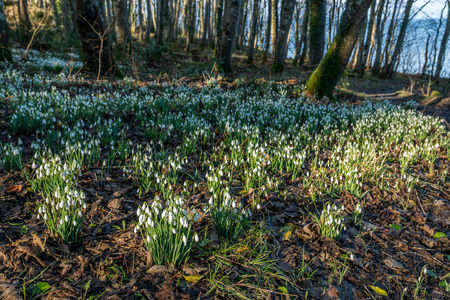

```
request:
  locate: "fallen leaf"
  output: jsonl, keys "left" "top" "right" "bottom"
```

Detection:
{"left": 434, "top": 232, "right": 447, "bottom": 238}
{"left": 370, "top": 285, "right": 388, "bottom": 296}
{"left": 6, "top": 185, "right": 22, "bottom": 193}
{"left": 183, "top": 274, "right": 203, "bottom": 283}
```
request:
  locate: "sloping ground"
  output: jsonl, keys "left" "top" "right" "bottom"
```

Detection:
{"left": 0, "top": 59, "right": 449, "bottom": 300}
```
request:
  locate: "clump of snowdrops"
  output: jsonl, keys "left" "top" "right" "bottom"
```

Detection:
{"left": 37, "top": 188, "right": 86, "bottom": 243}
{"left": 135, "top": 195, "right": 201, "bottom": 266}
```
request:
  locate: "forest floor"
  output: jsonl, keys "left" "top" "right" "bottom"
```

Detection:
{"left": 0, "top": 47, "right": 450, "bottom": 300}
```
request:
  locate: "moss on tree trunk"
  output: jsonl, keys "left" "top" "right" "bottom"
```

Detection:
{"left": 305, "top": 0, "right": 375, "bottom": 98}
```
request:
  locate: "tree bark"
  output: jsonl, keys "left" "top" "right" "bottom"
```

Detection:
{"left": 380, "top": 0, "right": 414, "bottom": 78}
{"left": 75, "top": 0, "right": 121, "bottom": 77}
{"left": 435, "top": 0, "right": 450, "bottom": 79}
{"left": 156, "top": 0, "right": 166, "bottom": 44}
{"left": 214, "top": 0, "right": 224, "bottom": 52}
{"left": 270, "top": 0, "right": 277, "bottom": 53}
{"left": 186, "top": 0, "right": 195, "bottom": 51}
{"left": 358, "top": 1, "right": 374, "bottom": 77}
{"left": 272, "top": 0, "right": 295, "bottom": 72}
{"left": 305, "top": 0, "right": 375, "bottom": 98}
{"left": 354, "top": 10, "right": 367, "bottom": 76}
{"left": 0, "top": 0, "right": 12, "bottom": 61}
{"left": 18, "top": 0, "right": 33, "bottom": 45}
{"left": 247, "top": 0, "right": 259, "bottom": 64}
{"left": 145, "top": 0, "right": 152, "bottom": 41}
{"left": 307, "top": 0, "right": 326, "bottom": 67}
{"left": 113, "top": 0, "right": 129, "bottom": 50}
{"left": 292, "top": 2, "right": 301, "bottom": 66}
{"left": 370, "top": 0, "right": 386, "bottom": 75}
{"left": 262, "top": 0, "right": 271, "bottom": 62}
{"left": 298, "top": 0, "right": 309, "bottom": 66}
{"left": 201, "top": 0, "right": 211, "bottom": 46}
{"left": 236, "top": 0, "right": 247, "bottom": 49}
{"left": 218, "top": 0, "right": 241, "bottom": 71}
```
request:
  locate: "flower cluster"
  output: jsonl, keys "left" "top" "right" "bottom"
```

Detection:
{"left": 37, "top": 188, "right": 86, "bottom": 243}
{"left": 136, "top": 195, "right": 200, "bottom": 266}
{"left": 318, "top": 203, "right": 346, "bottom": 239}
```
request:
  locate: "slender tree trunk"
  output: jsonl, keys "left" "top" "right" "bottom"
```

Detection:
{"left": 305, "top": 0, "right": 375, "bottom": 98}
{"left": 214, "top": 0, "right": 224, "bottom": 53}
{"left": 156, "top": 0, "right": 166, "bottom": 44}
{"left": 201, "top": 0, "right": 211, "bottom": 46}
{"left": 262, "top": 0, "right": 271, "bottom": 62}
{"left": 50, "top": 0, "right": 61, "bottom": 35}
{"left": 308, "top": 0, "right": 326, "bottom": 67}
{"left": 236, "top": 0, "right": 247, "bottom": 49}
{"left": 298, "top": 0, "right": 309, "bottom": 66}
{"left": 270, "top": 0, "right": 277, "bottom": 53}
{"left": 75, "top": 0, "right": 121, "bottom": 77}
{"left": 0, "top": 0, "right": 12, "bottom": 61}
{"left": 382, "top": 0, "right": 399, "bottom": 68}
{"left": 218, "top": 0, "right": 241, "bottom": 71}
{"left": 327, "top": 0, "right": 335, "bottom": 48}
{"left": 380, "top": 0, "right": 414, "bottom": 78}
{"left": 186, "top": 0, "right": 195, "bottom": 51}
{"left": 145, "top": 0, "right": 152, "bottom": 41}
{"left": 61, "top": 0, "right": 75, "bottom": 37}
{"left": 370, "top": 0, "right": 386, "bottom": 75}
{"left": 18, "top": 0, "right": 33, "bottom": 45}
{"left": 292, "top": 2, "right": 301, "bottom": 66}
{"left": 358, "top": 1, "right": 374, "bottom": 77}
{"left": 354, "top": 10, "right": 367, "bottom": 76}
{"left": 422, "top": 33, "right": 430, "bottom": 76}
{"left": 247, "top": 0, "right": 259, "bottom": 64}
{"left": 272, "top": 0, "right": 295, "bottom": 72}
{"left": 435, "top": 0, "right": 450, "bottom": 79}
{"left": 113, "top": 0, "right": 129, "bottom": 50}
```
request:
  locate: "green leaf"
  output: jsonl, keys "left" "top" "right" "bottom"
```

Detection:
{"left": 427, "top": 269, "right": 437, "bottom": 277}
{"left": 390, "top": 224, "right": 402, "bottom": 230}
{"left": 32, "top": 282, "right": 50, "bottom": 296}
{"left": 278, "top": 286, "right": 289, "bottom": 294}
{"left": 84, "top": 280, "right": 91, "bottom": 291}
{"left": 370, "top": 285, "right": 388, "bottom": 296}
{"left": 434, "top": 232, "right": 447, "bottom": 238}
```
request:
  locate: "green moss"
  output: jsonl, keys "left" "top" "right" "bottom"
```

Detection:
{"left": 430, "top": 90, "right": 442, "bottom": 98}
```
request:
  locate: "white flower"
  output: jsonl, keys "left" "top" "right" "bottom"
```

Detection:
{"left": 146, "top": 235, "right": 151, "bottom": 243}
{"left": 65, "top": 215, "right": 69, "bottom": 222}
{"left": 172, "top": 228, "right": 176, "bottom": 234}
{"left": 194, "top": 233, "right": 199, "bottom": 242}
{"left": 182, "top": 235, "right": 187, "bottom": 246}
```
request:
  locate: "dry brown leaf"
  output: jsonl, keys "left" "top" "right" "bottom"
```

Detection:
{"left": 6, "top": 185, "right": 22, "bottom": 193}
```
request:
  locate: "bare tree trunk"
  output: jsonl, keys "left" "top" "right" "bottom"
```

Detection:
{"left": 236, "top": 0, "right": 247, "bottom": 49}
{"left": 305, "top": 0, "right": 375, "bottom": 98}
{"left": 435, "top": 0, "right": 450, "bottom": 79}
{"left": 0, "top": 0, "right": 12, "bottom": 61}
{"left": 156, "top": 0, "right": 166, "bottom": 44}
{"left": 272, "top": 0, "right": 295, "bottom": 72}
{"left": 358, "top": 1, "right": 374, "bottom": 77}
{"left": 218, "top": 0, "right": 241, "bottom": 71}
{"left": 292, "top": 2, "right": 301, "bottom": 66}
{"left": 201, "top": 0, "right": 211, "bottom": 46}
{"left": 75, "top": 0, "right": 122, "bottom": 77}
{"left": 113, "top": 0, "right": 129, "bottom": 50}
{"left": 186, "top": 0, "right": 195, "bottom": 51}
{"left": 308, "top": 0, "right": 326, "bottom": 67}
{"left": 18, "top": 0, "right": 33, "bottom": 45}
{"left": 422, "top": 33, "right": 430, "bottom": 76}
{"left": 262, "top": 0, "right": 271, "bottom": 62}
{"left": 145, "top": 0, "right": 152, "bottom": 41}
{"left": 327, "top": 0, "right": 335, "bottom": 48}
{"left": 380, "top": 0, "right": 414, "bottom": 78}
{"left": 247, "top": 0, "right": 259, "bottom": 63}
{"left": 214, "top": 0, "right": 224, "bottom": 52}
{"left": 354, "top": 10, "right": 367, "bottom": 76}
{"left": 50, "top": 0, "right": 61, "bottom": 35}
{"left": 298, "top": 0, "right": 309, "bottom": 66}
{"left": 382, "top": 0, "right": 399, "bottom": 69}
{"left": 370, "top": 0, "right": 386, "bottom": 75}
{"left": 270, "top": 0, "right": 277, "bottom": 53}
